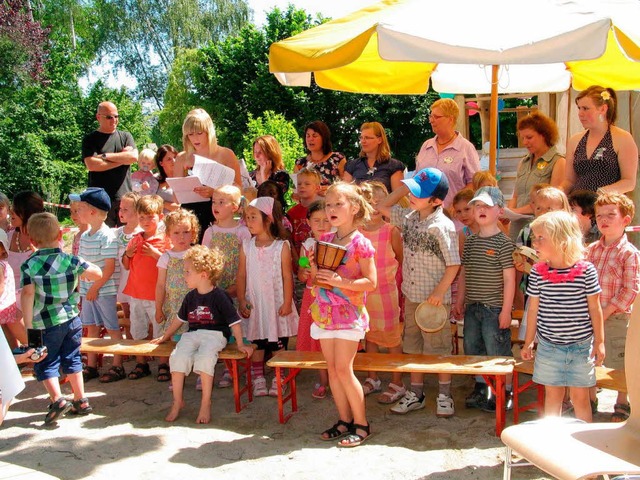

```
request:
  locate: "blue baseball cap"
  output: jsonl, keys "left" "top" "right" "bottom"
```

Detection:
{"left": 69, "top": 187, "right": 111, "bottom": 212}
{"left": 402, "top": 167, "right": 449, "bottom": 200}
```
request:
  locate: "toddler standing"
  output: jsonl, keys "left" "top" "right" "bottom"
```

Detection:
{"left": 131, "top": 148, "right": 160, "bottom": 195}
{"left": 358, "top": 181, "right": 405, "bottom": 404}
{"left": 122, "top": 195, "right": 170, "bottom": 379}
{"left": 155, "top": 209, "right": 200, "bottom": 382}
{"left": 237, "top": 197, "right": 298, "bottom": 397}
{"left": 308, "top": 182, "right": 376, "bottom": 447}
{"left": 522, "top": 211, "right": 605, "bottom": 422}
{"left": 296, "top": 200, "right": 331, "bottom": 398}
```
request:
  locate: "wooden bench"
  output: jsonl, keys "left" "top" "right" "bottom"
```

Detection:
{"left": 80, "top": 338, "right": 253, "bottom": 413}
{"left": 266, "top": 351, "right": 514, "bottom": 436}
{"left": 512, "top": 359, "right": 627, "bottom": 423}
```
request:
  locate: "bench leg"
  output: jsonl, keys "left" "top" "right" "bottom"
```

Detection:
{"left": 512, "top": 372, "right": 544, "bottom": 424}
{"left": 482, "top": 374, "right": 505, "bottom": 436}
{"left": 224, "top": 357, "right": 252, "bottom": 413}
{"left": 275, "top": 366, "right": 300, "bottom": 424}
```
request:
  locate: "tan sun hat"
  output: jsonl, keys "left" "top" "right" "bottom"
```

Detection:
{"left": 414, "top": 302, "right": 448, "bottom": 333}
{"left": 512, "top": 245, "right": 539, "bottom": 274}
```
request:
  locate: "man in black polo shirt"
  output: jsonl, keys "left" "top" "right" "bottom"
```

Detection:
{"left": 81, "top": 102, "right": 138, "bottom": 226}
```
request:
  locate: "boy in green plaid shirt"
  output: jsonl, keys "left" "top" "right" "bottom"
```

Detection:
{"left": 20, "top": 213, "right": 102, "bottom": 424}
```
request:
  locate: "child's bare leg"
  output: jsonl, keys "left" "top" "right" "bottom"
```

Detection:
{"left": 570, "top": 387, "right": 593, "bottom": 422}
{"left": 195, "top": 373, "right": 214, "bottom": 424}
{"left": 319, "top": 369, "right": 329, "bottom": 387}
{"left": 321, "top": 338, "right": 353, "bottom": 437}
{"left": 166, "top": 372, "right": 186, "bottom": 422}
{"left": 365, "top": 339, "right": 380, "bottom": 381}
{"left": 6, "top": 319, "right": 27, "bottom": 347}
{"left": 389, "top": 344, "right": 404, "bottom": 386}
{"left": 332, "top": 339, "right": 366, "bottom": 426}
{"left": 544, "top": 386, "right": 565, "bottom": 417}
{"left": 65, "top": 372, "right": 86, "bottom": 401}
{"left": 42, "top": 377, "right": 64, "bottom": 402}
{"left": 106, "top": 329, "right": 123, "bottom": 367}
{"left": 85, "top": 325, "right": 101, "bottom": 368}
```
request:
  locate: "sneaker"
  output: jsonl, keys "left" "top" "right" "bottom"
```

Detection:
{"left": 465, "top": 384, "right": 488, "bottom": 409}
{"left": 268, "top": 377, "right": 287, "bottom": 397}
{"left": 312, "top": 383, "right": 328, "bottom": 399}
{"left": 253, "top": 376, "right": 268, "bottom": 397}
{"left": 436, "top": 394, "right": 455, "bottom": 418}
{"left": 195, "top": 376, "right": 202, "bottom": 391}
{"left": 390, "top": 390, "right": 426, "bottom": 415}
{"left": 218, "top": 370, "right": 233, "bottom": 388}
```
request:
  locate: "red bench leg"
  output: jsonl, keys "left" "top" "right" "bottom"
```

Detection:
{"left": 482, "top": 374, "right": 506, "bottom": 436}
{"left": 224, "top": 357, "right": 253, "bottom": 413}
{"left": 512, "top": 372, "right": 544, "bottom": 424}
{"left": 276, "top": 367, "right": 300, "bottom": 423}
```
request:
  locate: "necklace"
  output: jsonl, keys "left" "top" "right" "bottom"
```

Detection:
{"left": 535, "top": 261, "right": 587, "bottom": 283}
{"left": 436, "top": 133, "right": 456, "bottom": 146}
{"left": 335, "top": 228, "right": 357, "bottom": 241}
{"left": 14, "top": 229, "right": 33, "bottom": 253}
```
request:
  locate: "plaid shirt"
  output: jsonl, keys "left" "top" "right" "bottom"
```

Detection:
{"left": 21, "top": 248, "right": 89, "bottom": 329}
{"left": 586, "top": 234, "right": 640, "bottom": 314}
{"left": 390, "top": 205, "right": 460, "bottom": 304}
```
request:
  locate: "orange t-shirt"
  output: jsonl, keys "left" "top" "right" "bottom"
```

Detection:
{"left": 123, "top": 232, "right": 170, "bottom": 300}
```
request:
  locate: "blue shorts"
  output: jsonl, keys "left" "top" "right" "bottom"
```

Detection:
{"left": 34, "top": 316, "right": 83, "bottom": 381}
{"left": 533, "top": 337, "right": 595, "bottom": 387}
{"left": 80, "top": 294, "right": 119, "bottom": 330}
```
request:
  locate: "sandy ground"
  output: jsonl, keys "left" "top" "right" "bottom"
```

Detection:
{"left": 0, "top": 355, "right": 618, "bottom": 480}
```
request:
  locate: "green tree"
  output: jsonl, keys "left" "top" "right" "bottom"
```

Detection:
{"left": 92, "top": 0, "right": 250, "bottom": 108}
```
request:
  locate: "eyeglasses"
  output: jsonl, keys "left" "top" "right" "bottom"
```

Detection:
{"left": 359, "top": 136, "right": 378, "bottom": 141}
{"left": 100, "top": 114, "right": 119, "bottom": 120}
{"left": 428, "top": 114, "right": 446, "bottom": 121}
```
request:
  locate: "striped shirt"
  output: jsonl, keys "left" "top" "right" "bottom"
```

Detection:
{"left": 586, "top": 234, "right": 640, "bottom": 315}
{"left": 20, "top": 248, "right": 89, "bottom": 329}
{"left": 79, "top": 223, "right": 118, "bottom": 296}
{"left": 390, "top": 205, "right": 460, "bottom": 304}
{"left": 526, "top": 261, "right": 601, "bottom": 345}
{"left": 462, "top": 232, "right": 515, "bottom": 307}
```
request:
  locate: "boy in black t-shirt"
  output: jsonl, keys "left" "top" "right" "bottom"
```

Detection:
{"left": 152, "top": 245, "right": 252, "bottom": 424}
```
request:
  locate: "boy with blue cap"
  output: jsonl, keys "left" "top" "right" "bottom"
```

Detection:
{"left": 377, "top": 167, "right": 460, "bottom": 417}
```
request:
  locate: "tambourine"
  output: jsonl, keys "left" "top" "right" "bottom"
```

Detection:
{"left": 512, "top": 246, "right": 539, "bottom": 274}
{"left": 414, "top": 302, "right": 448, "bottom": 333}
{"left": 314, "top": 241, "right": 348, "bottom": 289}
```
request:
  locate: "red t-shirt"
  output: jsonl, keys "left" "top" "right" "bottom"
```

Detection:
{"left": 123, "top": 232, "right": 170, "bottom": 300}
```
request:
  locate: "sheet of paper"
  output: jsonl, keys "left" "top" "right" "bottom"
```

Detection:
{"left": 502, "top": 208, "right": 533, "bottom": 222}
{"left": 166, "top": 176, "right": 206, "bottom": 204}
{"left": 0, "top": 333, "right": 25, "bottom": 410}
{"left": 192, "top": 154, "right": 236, "bottom": 188}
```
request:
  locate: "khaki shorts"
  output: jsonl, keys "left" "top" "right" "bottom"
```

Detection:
{"left": 402, "top": 300, "right": 452, "bottom": 355}
{"left": 604, "top": 312, "right": 628, "bottom": 370}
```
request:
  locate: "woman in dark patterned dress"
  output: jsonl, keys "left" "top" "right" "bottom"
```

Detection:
{"left": 564, "top": 86, "right": 638, "bottom": 194}
{"left": 294, "top": 121, "right": 346, "bottom": 192}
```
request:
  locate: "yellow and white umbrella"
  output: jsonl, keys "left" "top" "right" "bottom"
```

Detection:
{"left": 269, "top": 0, "right": 640, "bottom": 172}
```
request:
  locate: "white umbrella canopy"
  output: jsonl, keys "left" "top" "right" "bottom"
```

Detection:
{"left": 269, "top": 0, "right": 640, "bottom": 171}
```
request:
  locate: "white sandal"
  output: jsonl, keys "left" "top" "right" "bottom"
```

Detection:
{"left": 362, "top": 377, "right": 382, "bottom": 396}
{"left": 377, "top": 382, "right": 406, "bottom": 404}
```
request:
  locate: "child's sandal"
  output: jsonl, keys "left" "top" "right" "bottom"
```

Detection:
{"left": 320, "top": 419, "right": 353, "bottom": 441}
{"left": 362, "top": 377, "right": 381, "bottom": 396}
{"left": 127, "top": 363, "right": 151, "bottom": 380}
{"left": 69, "top": 397, "right": 93, "bottom": 416}
{"left": 157, "top": 364, "right": 171, "bottom": 382}
{"left": 338, "top": 423, "right": 372, "bottom": 448}
{"left": 611, "top": 403, "right": 630, "bottom": 422}
{"left": 82, "top": 366, "right": 100, "bottom": 382}
{"left": 44, "top": 397, "right": 72, "bottom": 424}
{"left": 99, "top": 366, "right": 126, "bottom": 383}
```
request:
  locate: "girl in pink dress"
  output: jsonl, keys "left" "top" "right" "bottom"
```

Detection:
{"left": 296, "top": 200, "right": 331, "bottom": 398}
{"left": 359, "top": 182, "right": 405, "bottom": 404}
{"left": 308, "top": 182, "right": 377, "bottom": 447}
{"left": 237, "top": 197, "right": 298, "bottom": 398}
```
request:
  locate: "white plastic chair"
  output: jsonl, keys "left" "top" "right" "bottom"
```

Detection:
{"left": 501, "top": 295, "right": 640, "bottom": 480}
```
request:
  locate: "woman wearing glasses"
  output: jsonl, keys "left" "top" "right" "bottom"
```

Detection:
{"left": 343, "top": 122, "right": 405, "bottom": 192}
{"left": 414, "top": 98, "right": 480, "bottom": 207}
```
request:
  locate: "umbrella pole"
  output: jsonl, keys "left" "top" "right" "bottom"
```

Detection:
{"left": 489, "top": 65, "right": 498, "bottom": 175}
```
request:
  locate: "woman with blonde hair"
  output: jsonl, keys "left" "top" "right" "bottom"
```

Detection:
{"left": 173, "top": 109, "right": 242, "bottom": 237}
{"left": 563, "top": 86, "right": 638, "bottom": 194}
{"left": 250, "top": 135, "right": 291, "bottom": 196}
{"left": 343, "top": 122, "right": 405, "bottom": 192}
{"left": 414, "top": 98, "right": 480, "bottom": 207}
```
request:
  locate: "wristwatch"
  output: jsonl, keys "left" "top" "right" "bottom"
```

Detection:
{"left": 101, "top": 153, "right": 107, "bottom": 160}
